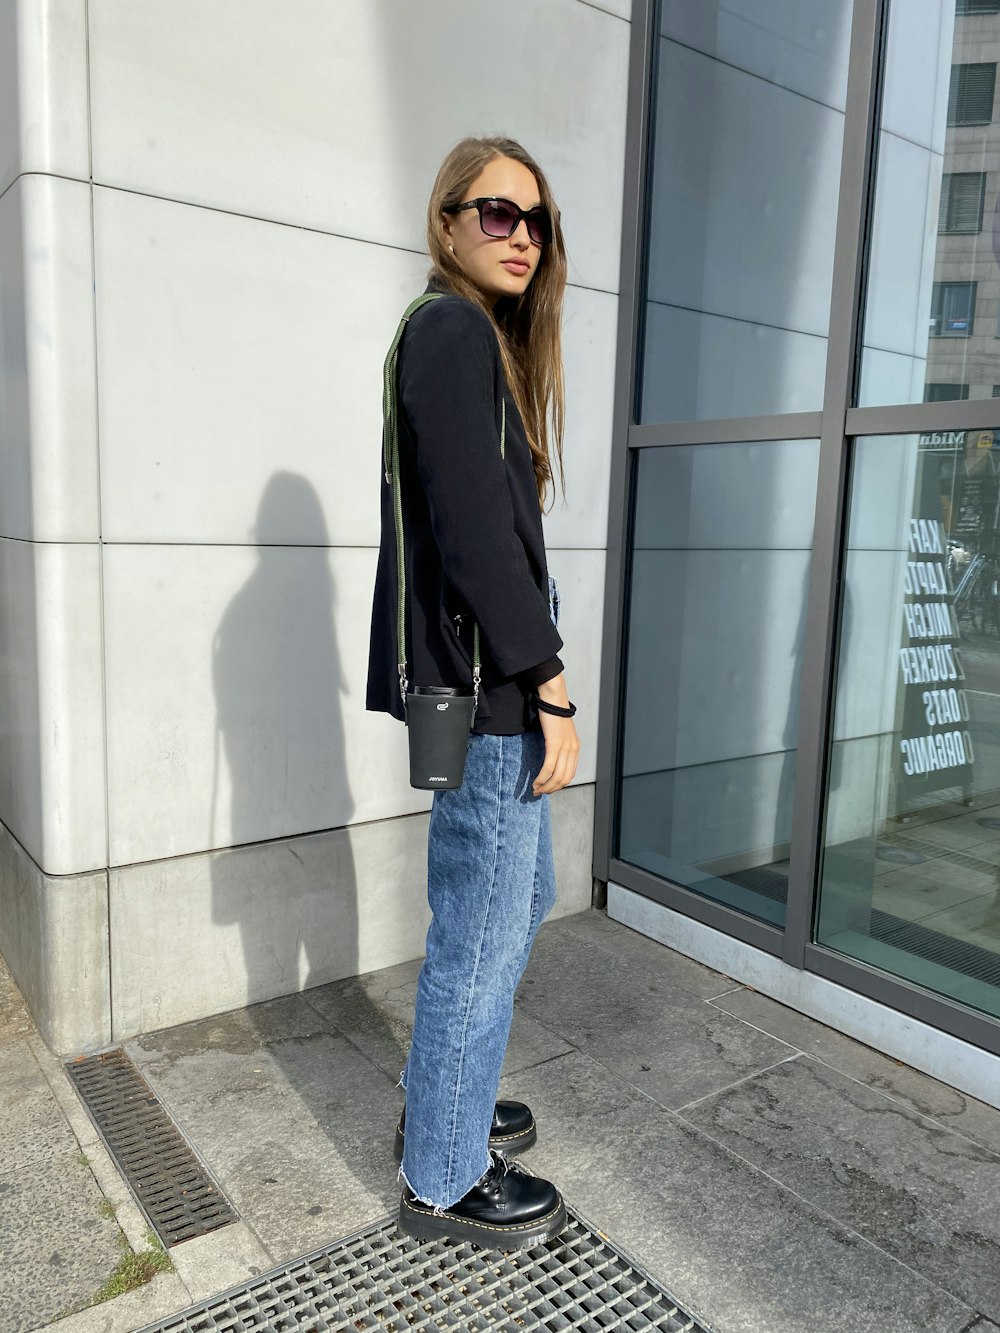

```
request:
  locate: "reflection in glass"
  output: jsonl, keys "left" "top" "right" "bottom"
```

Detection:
{"left": 818, "top": 431, "right": 1000, "bottom": 1019}
{"left": 616, "top": 440, "right": 820, "bottom": 926}
{"left": 860, "top": 2, "right": 1000, "bottom": 404}
{"left": 638, "top": 0, "right": 852, "bottom": 423}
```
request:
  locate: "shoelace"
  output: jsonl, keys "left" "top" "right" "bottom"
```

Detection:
{"left": 483, "top": 1149, "right": 532, "bottom": 1187}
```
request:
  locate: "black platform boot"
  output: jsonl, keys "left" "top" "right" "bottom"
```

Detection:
{"left": 394, "top": 1098, "right": 537, "bottom": 1162}
{"left": 397, "top": 1150, "right": 567, "bottom": 1249}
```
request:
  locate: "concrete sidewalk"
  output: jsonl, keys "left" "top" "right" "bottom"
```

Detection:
{"left": 4, "top": 908, "right": 1000, "bottom": 1332}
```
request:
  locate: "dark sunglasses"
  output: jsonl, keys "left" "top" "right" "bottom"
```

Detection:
{"left": 444, "top": 196, "right": 553, "bottom": 246}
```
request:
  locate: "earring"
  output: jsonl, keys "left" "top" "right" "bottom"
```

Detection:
{"left": 448, "top": 244, "right": 454, "bottom": 253}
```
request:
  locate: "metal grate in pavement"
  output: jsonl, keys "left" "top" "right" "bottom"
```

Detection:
{"left": 65, "top": 1047, "right": 238, "bottom": 1247}
{"left": 721, "top": 864, "right": 789, "bottom": 903}
{"left": 135, "top": 1207, "right": 713, "bottom": 1332}
{"left": 878, "top": 832, "right": 999, "bottom": 877}
{"left": 869, "top": 908, "right": 1000, "bottom": 989}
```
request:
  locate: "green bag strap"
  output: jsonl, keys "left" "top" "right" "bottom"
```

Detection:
{"left": 382, "top": 294, "right": 506, "bottom": 710}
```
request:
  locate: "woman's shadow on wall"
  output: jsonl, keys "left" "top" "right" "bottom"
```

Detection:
{"left": 208, "top": 473, "right": 408, "bottom": 1195}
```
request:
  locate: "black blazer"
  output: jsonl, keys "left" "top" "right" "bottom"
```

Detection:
{"left": 366, "top": 281, "right": 564, "bottom": 735}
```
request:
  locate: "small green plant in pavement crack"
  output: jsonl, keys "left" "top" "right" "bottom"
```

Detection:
{"left": 92, "top": 1226, "right": 173, "bottom": 1304}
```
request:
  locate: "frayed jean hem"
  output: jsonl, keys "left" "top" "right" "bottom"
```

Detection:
{"left": 397, "top": 1156, "right": 492, "bottom": 1214}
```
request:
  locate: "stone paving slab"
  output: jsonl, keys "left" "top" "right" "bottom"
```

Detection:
{"left": 500, "top": 1048, "right": 983, "bottom": 1333}
{"left": 30, "top": 1272, "right": 192, "bottom": 1333}
{"left": 126, "top": 1024, "right": 402, "bottom": 1261}
{"left": 0, "top": 1154, "right": 126, "bottom": 1333}
{"left": 547, "top": 907, "right": 738, "bottom": 998}
{"left": 166, "top": 1221, "right": 272, "bottom": 1306}
{"left": 0, "top": 956, "right": 195, "bottom": 1333}
{"left": 6, "top": 909, "right": 1000, "bottom": 1333}
{"left": 515, "top": 925, "right": 800, "bottom": 1108}
{"left": 0, "top": 1072, "right": 82, "bottom": 1174}
{"left": 679, "top": 1054, "right": 1000, "bottom": 1322}
{"left": 301, "top": 954, "right": 574, "bottom": 1081}
{"left": 0, "top": 1039, "right": 50, "bottom": 1105}
{"left": 0, "top": 953, "right": 36, "bottom": 1045}
{"left": 709, "top": 984, "right": 1000, "bottom": 1156}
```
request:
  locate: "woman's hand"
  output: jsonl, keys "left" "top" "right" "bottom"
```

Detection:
{"left": 531, "top": 673, "right": 580, "bottom": 795}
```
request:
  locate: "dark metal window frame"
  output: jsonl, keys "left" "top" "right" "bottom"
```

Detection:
{"left": 595, "top": 0, "right": 1000, "bottom": 1056}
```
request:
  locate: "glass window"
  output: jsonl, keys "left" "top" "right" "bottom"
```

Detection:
{"left": 939, "top": 172, "right": 986, "bottom": 232}
{"left": 637, "top": 0, "right": 853, "bottom": 423}
{"left": 958, "top": 0, "right": 1000, "bottom": 15}
{"left": 817, "top": 431, "right": 1000, "bottom": 1020}
{"left": 931, "top": 281, "right": 977, "bottom": 337}
{"left": 925, "top": 382, "right": 971, "bottom": 400}
{"left": 860, "top": 6, "right": 1000, "bottom": 405}
{"left": 616, "top": 439, "right": 820, "bottom": 927}
{"left": 948, "top": 62, "right": 997, "bottom": 124}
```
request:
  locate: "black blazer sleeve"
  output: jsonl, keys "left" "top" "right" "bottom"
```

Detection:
{"left": 399, "top": 298, "right": 564, "bottom": 683}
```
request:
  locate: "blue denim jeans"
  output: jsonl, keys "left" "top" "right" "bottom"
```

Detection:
{"left": 398, "top": 575, "right": 560, "bottom": 1209}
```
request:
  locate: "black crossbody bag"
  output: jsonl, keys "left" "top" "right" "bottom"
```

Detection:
{"left": 382, "top": 294, "right": 506, "bottom": 790}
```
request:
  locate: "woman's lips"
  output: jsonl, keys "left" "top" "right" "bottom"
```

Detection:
{"left": 502, "top": 259, "right": 529, "bottom": 275}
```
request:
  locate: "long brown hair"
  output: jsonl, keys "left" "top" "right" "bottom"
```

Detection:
{"left": 426, "top": 135, "right": 567, "bottom": 510}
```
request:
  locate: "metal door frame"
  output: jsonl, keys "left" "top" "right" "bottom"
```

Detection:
{"left": 595, "top": 0, "right": 1000, "bottom": 1056}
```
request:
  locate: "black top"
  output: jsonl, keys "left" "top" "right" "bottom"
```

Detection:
{"left": 366, "top": 279, "right": 564, "bottom": 735}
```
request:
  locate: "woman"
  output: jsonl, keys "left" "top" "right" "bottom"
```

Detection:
{"left": 366, "top": 135, "right": 580, "bottom": 1249}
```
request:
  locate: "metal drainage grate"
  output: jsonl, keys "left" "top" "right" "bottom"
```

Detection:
{"left": 869, "top": 908, "right": 1000, "bottom": 988}
{"left": 721, "top": 864, "right": 789, "bottom": 903}
{"left": 879, "top": 832, "right": 999, "bottom": 877}
{"left": 135, "top": 1206, "right": 713, "bottom": 1332}
{"left": 65, "top": 1046, "right": 238, "bottom": 1247}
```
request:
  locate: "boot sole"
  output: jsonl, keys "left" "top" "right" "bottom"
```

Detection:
{"left": 397, "top": 1190, "right": 567, "bottom": 1250}
{"left": 394, "top": 1119, "right": 537, "bottom": 1164}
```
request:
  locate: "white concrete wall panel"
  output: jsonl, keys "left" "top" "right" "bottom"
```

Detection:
{"left": 0, "top": 817, "right": 110, "bottom": 1054}
{"left": 0, "top": 0, "right": 90, "bottom": 198}
{"left": 623, "top": 547, "right": 812, "bottom": 780}
{"left": 633, "top": 439, "right": 819, "bottom": 553}
{"left": 824, "top": 735, "right": 894, "bottom": 848}
{"left": 88, "top": 0, "right": 628, "bottom": 295}
{"left": 109, "top": 785, "right": 595, "bottom": 1039}
{"left": 0, "top": 174, "right": 100, "bottom": 542}
{"left": 2, "top": 0, "right": 623, "bottom": 1046}
{"left": 103, "top": 544, "right": 603, "bottom": 866}
{"left": 587, "top": 0, "right": 631, "bottom": 18}
{"left": 545, "top": 548, "right": 605, "bottom": 787}
{"left": 661, "top": 0, "right": 852, "bottom": 109}
{"left": 93, "top": 186, "right": 428, "bottom": 548}
{"left": 103, "top": 544, "right": 402, "bottom": 867}
{"left": 880, "top": 0, "right": 954, "bottom": 152}
{"left": 642, "top": 301, "right": 829, "bottom": 422}
{"left": 646, "top": 37, "right": 846, "bottom": 337}
{"left": 0, "top": 536, "right": 41, "bottom": 862}
{"left": 94, "top": 189, "right": 618, "bottom": 551}
{"left": 542, "top": 285, "right": 618, "bottom": 550}
{"left": 623, "top": 440, "right": 819, "bottom": 782}
{"left": 857, "top": 0, "right": 954, "bottom": 405}
{"left": 0, "top": 537, "right": 107, "bottom": 874}
{"left": 620, "top": 755, "right": 797, "bottom": 871}
{"left": 862, "top": 134, "right": 940, "bottom": 364}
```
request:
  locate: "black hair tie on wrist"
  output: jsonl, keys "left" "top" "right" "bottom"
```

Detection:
{"left": 532, "top": 695, "right": 577, "bottom": 718}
